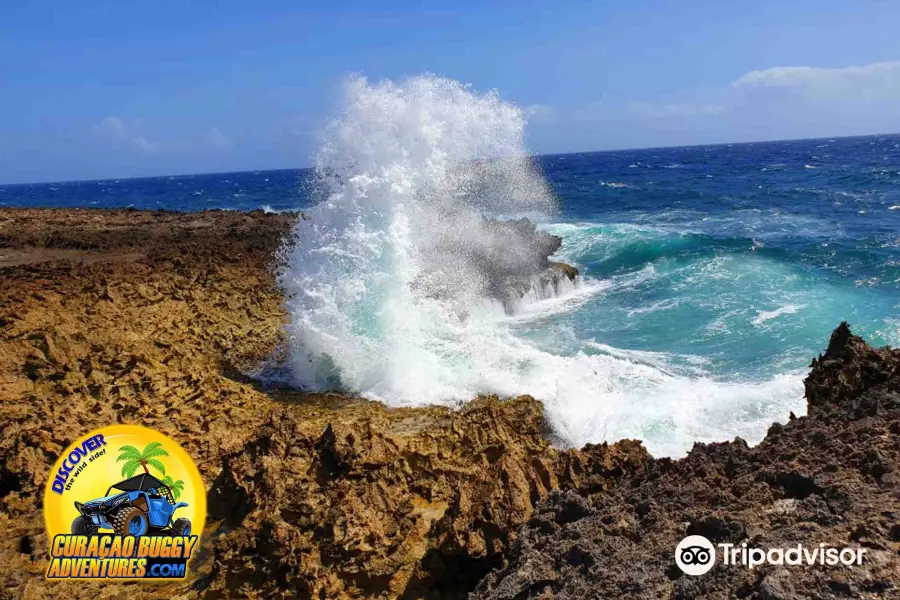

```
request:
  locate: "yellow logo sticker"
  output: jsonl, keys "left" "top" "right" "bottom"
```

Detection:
{"left": 43, "top": 424, "right": 206, "bottom": 580}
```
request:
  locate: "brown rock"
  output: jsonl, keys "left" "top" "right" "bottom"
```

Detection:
{"left": 4, "top": 209, "right": 899, "bottom": 600}
{"left": 472, "top": 324, "right": 900, "bottom": 600}
{"left": 0, "top": 209, "right": 580, "bottom": 599}
{"left": 549, "top": 261, "right": 579, "bottom": 280}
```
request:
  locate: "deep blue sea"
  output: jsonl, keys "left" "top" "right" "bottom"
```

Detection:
{"left": 4, "top": 134, "right": 899, "bottom": 456}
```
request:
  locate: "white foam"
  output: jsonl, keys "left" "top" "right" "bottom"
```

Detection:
{"left": 504, "top": 277, "right": 608, "bottom": 322}
{"left": 278, "top": 73, "right": 556, "bottom": 397}
{"left": 527, "top": 344, "right": 805, "bottom": 457}
{"left": 752, "top": 304, "right": 804, "bottom": 326}
{"left": 627, "top": 298, "right": 679, "bottom": 318}
{"left": 277, "top": 74, "right": 806, "bottom": 458}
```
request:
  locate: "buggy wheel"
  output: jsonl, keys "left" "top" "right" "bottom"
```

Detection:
{"left": 112, "top": 507, "right": 149, "bottom": 536}
{"left": 71, "top": 516, "right": 99, "bottom": 536}
{"left": 171, "top": 518, "right": 192, "bottom": 537}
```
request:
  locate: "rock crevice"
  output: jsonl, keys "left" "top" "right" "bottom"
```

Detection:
{"left": 0, "top": 210, "right": 896, "bottom": 600}
{"left": 473, "top": 322, "right": 900, "bottom": 600}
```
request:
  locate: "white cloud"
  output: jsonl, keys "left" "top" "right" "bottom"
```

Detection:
{"left": 732, "top": 60, "right": 900, "bottom": 97}
{"left": 524, "top": 59, "right": 900, "bottom": 152}
{"left": 537, "top": 59, "right": 899, "bottom": 132}
{"left": 91, "top": 116, "right": 162, "bottom": 153}
{"left": 91, "top": 119, "right": 234, "bottom": 154}
{"left": 131, "top": 135, "right": 161, "bottom": 153}
{"left": 92, "top": 116, "right": 128, "bottom": 141}
{"left": 207, "top": 126, "right": 232, "bottom": 149}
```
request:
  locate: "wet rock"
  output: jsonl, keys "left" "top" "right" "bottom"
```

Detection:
{"left": 413, "top": 215, "right": 579, "bottom": 312}
{"left": 474, "top": 323, "right": 900, "bottom": 600}
{"left": 805, "top": 321, "right": 900, "bottom": 417}
{"left": 0, "top": 210, "right": 600, "bottom": 598}
{"left": 3, "top": 210, "right": 899, "bottom": 600}
{"left": 548, "top": 261, "right": 579, "bottom": 280}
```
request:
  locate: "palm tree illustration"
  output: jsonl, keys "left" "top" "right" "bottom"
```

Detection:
{"left": 117, "top": 442, "right": 168, "bottom": 478}
{"left": 161, "top": 475, "right": 185, "bottom": 500}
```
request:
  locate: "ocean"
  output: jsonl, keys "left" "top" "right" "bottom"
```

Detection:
{"left": 3, "top": 81, "right": 899, "bottom": 457}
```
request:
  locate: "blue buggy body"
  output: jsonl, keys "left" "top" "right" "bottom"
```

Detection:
{"left": 73, "top": 473, "right": 191, "bottom": 537}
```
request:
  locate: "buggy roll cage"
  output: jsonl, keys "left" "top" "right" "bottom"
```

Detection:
{"left": 105, "top": 473, "right": 175, "bottom": 505}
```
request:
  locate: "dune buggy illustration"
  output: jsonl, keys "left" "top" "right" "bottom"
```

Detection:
{"left": 71, "top": 473, "right": 191, "bottom": 537}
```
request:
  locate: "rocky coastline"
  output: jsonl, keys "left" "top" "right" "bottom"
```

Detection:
{"left": 0, "top": 208, "right": 897, "bottom": 599}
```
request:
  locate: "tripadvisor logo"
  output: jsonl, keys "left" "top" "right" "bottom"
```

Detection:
{"left": 675, "top": 535, "right": 717, "bottom": 576}
{"left": 675, "top": 535, "right": 867, "bottom": 576}
{"left": 43, "top": 424, "right": 206, "bottom": 580}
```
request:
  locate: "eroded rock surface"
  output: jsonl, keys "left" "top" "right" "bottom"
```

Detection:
{"left": 0, "top": 208, "right": 588, "bottom": 599}
{"left": 0, "top": 208, "right": 297, "bottom": 599}
{"left": 205, "top": 397, "right": 564, "bottom": 598}
{"left": 1, "top": 209, "right": 897, "bottom": 600}
{"left": 472, "top": 323, "right": 900, "bottom": 600}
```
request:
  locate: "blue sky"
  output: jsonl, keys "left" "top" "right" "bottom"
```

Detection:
{"left": 3, "top": 0, "right": 900, "bottom": 183}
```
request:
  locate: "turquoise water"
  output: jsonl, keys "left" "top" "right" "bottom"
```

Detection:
{"left": 5, "top": 127, "right": 899, "bottom": 456}
{"left": 537, "top": 138, "right": 900, "bottom": 383}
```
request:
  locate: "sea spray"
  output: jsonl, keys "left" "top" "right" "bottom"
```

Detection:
{"left": 278, "top": 74, "right": 806, "bottom": 457}
{"left": 278, "top": 74, "right": 557, "bottom": 395}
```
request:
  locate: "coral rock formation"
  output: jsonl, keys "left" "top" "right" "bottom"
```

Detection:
{"left": 472, "top": 322, "right": 900, "bottom": 600}
{"left": 0, "top": 209, "right": 581, "bottom": 599}
{"left": 205, "top": 396, "right": 565, "bottom": 598}
{"left": 1, "top": 209, "right": 897, "bottom": 600}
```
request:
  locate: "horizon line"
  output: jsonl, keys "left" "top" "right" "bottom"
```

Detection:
{"left": 2, "top": 130, "right": 898, "bottom": 187}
